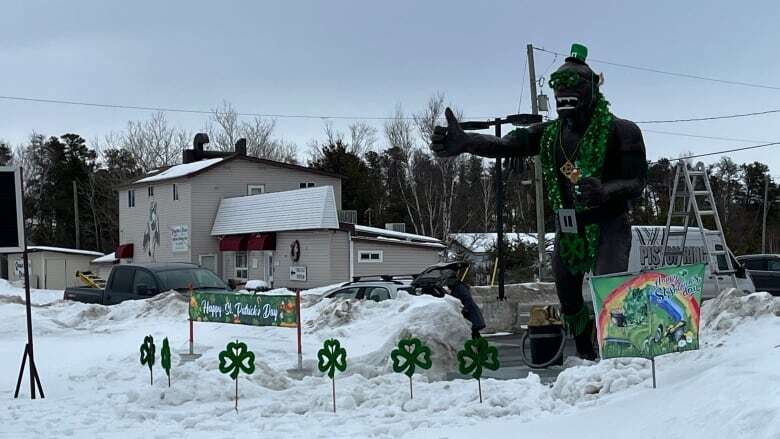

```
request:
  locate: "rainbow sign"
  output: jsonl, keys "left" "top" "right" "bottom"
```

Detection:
{"left": 589, "top": 263, "right": 705, "bottom": 359}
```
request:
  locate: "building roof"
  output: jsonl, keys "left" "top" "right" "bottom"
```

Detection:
{"left": 355, "top": 225, "right": 443, "bottom": 244}
{"left": 25, "top": 246, "right": 105, "bottom": 257}
{"left": 124, "top": 154, "right": 343, "bottom": 187}
{"left": 92, "top": 252, "right": 118, "bottom": 263}
{"left": 136, "top": 158, "right": 224, "bottom": 183}
{"left": 449, "top": 233, "right": 556, "bottom": 254}
{"left": 211, "top": 186, "right": 340, "bottom": 236}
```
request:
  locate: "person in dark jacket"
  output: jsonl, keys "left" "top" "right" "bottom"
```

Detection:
{"left": 443, "top": 268, "right": 486, "bottom": 338}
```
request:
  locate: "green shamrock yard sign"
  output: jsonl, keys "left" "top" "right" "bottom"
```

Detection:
{"left": 139, "top": 335, "right": 156, "bottom": 385}
{"left": 218, "top": 340, "right": 256, "bottom": 411}
{"left": 390, "top": 337, "right": 432, "bottom": 399}
{"left": 161, "top": 337, "right": 171, "bottom": 387}
{"left": 457, "top": 337, "right": 500, "bottom": 403}
{"left": 317, "top": 338, "right": 347, "bottom": 412}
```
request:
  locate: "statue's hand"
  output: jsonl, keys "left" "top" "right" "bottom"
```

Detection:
{"left": 430, "top": 107, "right": 470, "bottom": 157}
{"left": 577, "top": 177, "right": 608, "bottom": 207}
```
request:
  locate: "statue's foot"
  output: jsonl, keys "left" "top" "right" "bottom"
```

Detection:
{"left": 574, "top": 320, "right": 598, "bottom": 361}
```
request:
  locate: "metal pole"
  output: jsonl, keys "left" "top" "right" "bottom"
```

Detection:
{"left": 762, "top": 174, "right": 769, "bottom": 254}
{"left": 495, "top": 119, "right": 505, "bottom": 301}
{"left": 296, "top": 289, "right": 303, "bottom": 369}
{"left": 73, "top": 180, "right": 80, "bottom": 249}
{"left": 527, "top": 44, "right": 546, "bottom": 281}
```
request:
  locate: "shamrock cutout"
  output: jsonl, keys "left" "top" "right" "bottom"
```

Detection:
{"left": 457, "top": 337, "right": 500, "bottom": 403}
{"left": 317, "top": 338, "right": 347, "bottom": 379}
{"left": 160, "top": 337, "right": 171, "bottom": 387}
{"left": 139, "top": 335, "right": 156, "bottom": 385}
{"left": 317, "top": 338, "right": 347, "bottom": 412}
{"left": 391, "top": 338, "right": 432, "bottom": 377}
{"left": 219, "top": 340, "right": 256, "bottom": 379}
{"left": 218, "top": 340, "right": 255, "bottom": 411}
{"left": 391, "top": 337, "right": 432, "bottom": 399}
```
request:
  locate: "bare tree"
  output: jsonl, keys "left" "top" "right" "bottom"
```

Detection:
{"left": 206, "top": 101, "right": 297, "bottom": 163}
{"left": 348, "top": 121, "right": 377, "bottom": 156}
{"left": 121, "top": 112, "right": 186, "bottom": 171}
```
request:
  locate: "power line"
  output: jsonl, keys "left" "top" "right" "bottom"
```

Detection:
{"left": 0, "top": 94, "right": 438, "bottom": 121}
{"left": 649, "top": 141, "right": 780, "bottom": 164}
{"left": 642, "top": 129, "right": 770, "bottom": 144}
{"left": 533, "top": 46, "right": 780, "bottom": 91}
{"left": 636, "top": 108, "right": 780, "bottom": 124}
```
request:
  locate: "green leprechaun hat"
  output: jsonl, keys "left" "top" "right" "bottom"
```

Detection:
{"left": 566, "top": 43, "right": 588, "bottom": 65}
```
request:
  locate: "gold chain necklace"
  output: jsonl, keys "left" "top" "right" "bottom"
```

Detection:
{"left": 558, "top": 127, "right": 582, "bottom": 184}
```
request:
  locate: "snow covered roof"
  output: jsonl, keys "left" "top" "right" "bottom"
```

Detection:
{"left": 354, "top": 225, "right": 442, "bottom": 244}
{"left": 91, "top": 252, "right": 117, "bottom": 264}
{"left": 211, "top": 186, "right": 340, "bottom": 236}
{"left": 135, "top": 158, "right": 224, "bottom": 184}
{"left": 26, "top": 246, "right": 105, "bottom": 257}
{"left": 449, "top": 233, "right": 556, "bottom": 254}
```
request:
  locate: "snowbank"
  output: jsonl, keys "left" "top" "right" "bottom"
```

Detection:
{"left": 0, "top": 282, "right": 777, "bottom": 439}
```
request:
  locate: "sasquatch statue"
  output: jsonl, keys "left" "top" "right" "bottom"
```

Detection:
{"left": 431, "top": 44, "right": 647, "bottom": 359}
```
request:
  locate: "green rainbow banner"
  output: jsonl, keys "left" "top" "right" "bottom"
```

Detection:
{"left": 589, "top": 263, "right": 705, "bottom": 359}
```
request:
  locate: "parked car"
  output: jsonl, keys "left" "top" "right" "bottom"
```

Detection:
{"left": 735, "top": 254, "right": 780, "bottom": 296}
{"left": 64, "top": 263, "right": 231, "bottom": 305}
{"left": 322, "top": 275, "right": 415, "bottom": 302}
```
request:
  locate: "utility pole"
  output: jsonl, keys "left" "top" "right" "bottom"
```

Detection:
{"left": 762, "top": 174, "right": 769, "bottom": 253}
{"left": 73, "top": 181, "right": 80, "bottom": 249}
{"left": 527, "top": 44, "right": 546, "bottom": 281}
{"left": 494, "top": 118, "right": 505, "bottom": 301}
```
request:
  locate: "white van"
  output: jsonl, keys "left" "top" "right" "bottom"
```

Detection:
{"left": 630, "top": 225, "right": 754, "bottom": 298}
{"left": 582, "top": 225, "right": 754, "bottom": 301}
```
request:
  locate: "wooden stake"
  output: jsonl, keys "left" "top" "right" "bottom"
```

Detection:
{"left": 332, "top": 378, "right": 336, "bottom": 413}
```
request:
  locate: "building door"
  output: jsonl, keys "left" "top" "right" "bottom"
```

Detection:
{"left": 264, "top": 252, "right": 274, "bottom": 286}
{"left": 44, "top": 258, "right": 67, "bottom": 290}
{"left": 199, "top": 254, "right": 217, "bottom": 274}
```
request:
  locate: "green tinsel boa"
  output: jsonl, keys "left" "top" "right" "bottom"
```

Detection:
{"left": 540, "top": 94, "right": 613, "bottom": 274}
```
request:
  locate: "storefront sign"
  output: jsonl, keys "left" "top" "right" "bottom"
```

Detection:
{"left": 171, "top": 224, "right": 189, "bottom": 252}
{"left": 590, "top": 263, "right": 704, "bottom": 360}
{"left": 189, "top": 291, "right": 298, "bottom": 327}
{"left": 289, "top": 266, "right": 307, "bottom": 281}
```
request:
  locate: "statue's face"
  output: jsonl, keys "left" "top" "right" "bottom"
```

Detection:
{"left": 549, "top": 62, "right": 597, "bottom": 119}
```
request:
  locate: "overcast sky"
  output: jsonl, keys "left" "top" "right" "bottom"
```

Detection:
{"left": 2, "top": 1, "right": 780, "bottom": 175}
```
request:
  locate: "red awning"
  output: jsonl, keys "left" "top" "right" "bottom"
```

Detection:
{"left": 246, "top": 233, "right": 276, "bottom": 251}
{"left": 115, "top": 243, "right": 134, "bottom": 259}
{"left": 219, "top": 235, "right": 248, "bottom": 252}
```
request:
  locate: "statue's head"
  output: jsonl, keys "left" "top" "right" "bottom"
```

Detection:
{"left": 549, "top": 43, "right": 601, "bottom": 119}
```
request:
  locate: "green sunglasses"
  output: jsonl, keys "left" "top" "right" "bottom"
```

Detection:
{"left": 548, "top": 70, "right": 581, "bottom": 89}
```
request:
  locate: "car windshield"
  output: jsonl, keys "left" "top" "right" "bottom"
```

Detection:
{"left": 158, "top": 268, "right": 229, "bottom": 291}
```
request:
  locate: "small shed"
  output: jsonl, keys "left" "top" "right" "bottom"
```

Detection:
{"left": 6, "top": 246, "right": 105, "bottom": 290}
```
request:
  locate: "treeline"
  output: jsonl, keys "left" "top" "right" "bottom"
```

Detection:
{"left": 0, "top": 94, "right": 777, "bottom": 258}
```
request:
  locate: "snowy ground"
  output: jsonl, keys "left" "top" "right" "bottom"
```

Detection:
{"left": 0, "top": 279, "right": 778, "bottom": 439}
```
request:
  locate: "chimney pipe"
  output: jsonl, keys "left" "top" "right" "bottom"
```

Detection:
{"left": 193, "top": 133, "right": 210, "bottom": 152}
{"left": 235, "top": 138, "right": 247, "bottom": 156}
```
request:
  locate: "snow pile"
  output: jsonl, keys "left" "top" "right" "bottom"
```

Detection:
{"left": 1, "top": 282, "right": 778, "bottom": 438}
{"left": 304, "top": 292, "right": 471, "bottom": 379}
{"left": 0, "top": 278, "right": 64, "bottom": 305}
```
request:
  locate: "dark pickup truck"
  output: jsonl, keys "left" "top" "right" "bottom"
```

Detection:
{"left": 64, "top": 263, "right": 231, "bottom": 305}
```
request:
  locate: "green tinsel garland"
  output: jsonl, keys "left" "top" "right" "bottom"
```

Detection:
{"left": 540, "top": 93, "right": 613, "bottom": 274}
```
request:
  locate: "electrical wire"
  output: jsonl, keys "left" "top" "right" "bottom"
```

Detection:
{"left": 642, "top": 129, "right": 771, "bottom": 144}
{"left": 649, "top": 141, "right": 780, "bottom": 164}
{"left": 636, "top": 108, "right": 780, "bottom": 124}
{"left": 533, "top": 46, "right": 780, "bottom": 91}
{"left": 517, "top": 56, "right": 528, "bottom": 114}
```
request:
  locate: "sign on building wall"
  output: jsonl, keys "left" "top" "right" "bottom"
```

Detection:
{"left": 171, "top": 224, "right": 189, "bottom": 253}
{"left": 189, "top": 291, "right": 298, "bottom": 327}
{"left": 0, "top": 166, "right": 25, "bottom": 253}
{"left": 289, "top": 266, "right": 307, "bottom": 281}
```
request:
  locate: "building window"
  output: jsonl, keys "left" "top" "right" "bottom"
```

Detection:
{"left": 128, "top": 190, "right": 135, "bottom": 207}
{"left": 173, "top": 184, "right": 179, "bottom": 201}
{"left": 358, "top": 250, "right": 383, "bottom": 263}
{"left": 247, "top": 184, "right": 265, "bottom": 195}
{"left": 235, "top": 251, "right": 248, "bottom": 279}
{"left": 299, "top": 182, "right": 315, "bottom": 189}
{"left": 148, "top": 186, "right": 154, "bottom": 197}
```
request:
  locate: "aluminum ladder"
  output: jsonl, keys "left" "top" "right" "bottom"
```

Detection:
{"left": 660, "top": 160, "right": 738, "bottom": 290}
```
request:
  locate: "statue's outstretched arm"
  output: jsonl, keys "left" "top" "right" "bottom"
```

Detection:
{"left": 430, "top": 108, "right": 544, "bottom": 158}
